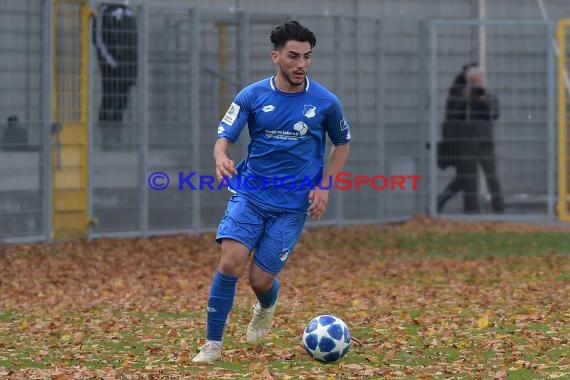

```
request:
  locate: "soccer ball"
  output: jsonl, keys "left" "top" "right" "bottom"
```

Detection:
{"left": 302, "top": 314, "right": 351, "bottom": 363}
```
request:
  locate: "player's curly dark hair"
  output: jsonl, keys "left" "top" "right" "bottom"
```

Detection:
{"left": 270, "top": 21, "right": 316, "bottom": 50}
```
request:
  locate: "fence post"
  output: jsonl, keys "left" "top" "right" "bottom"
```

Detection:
{"left": 237, "top": 11, "right": 250, "bottom": 159}
{"left": 429, "top": 21, "right": 438, "bottom": 217}
{"left": 547, "top": 21, "right": 556, "bottom": 220}
{"left": 41, "top": 0, "right": 53, "bottom": 242}
{"left": 189, "top": 7, "right": 201, "bottom": 231}
{"left": 87, "top": 2, "right": 94, "bottom": 240}
{"left": 376, "top": 19, "right": 385, "bottom": 221}
{"left": 138, "top": 2, "right": 149, "bottom": 237}
{"left": 334, "top": 15, "right": 344, "bottom": 225}
{"left": 417, "top": 20, "right": 429, "bottom": 215}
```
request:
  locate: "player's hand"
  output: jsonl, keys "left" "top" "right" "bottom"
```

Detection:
{"left": 216, "top": 158, "right": 237, "bottom": 181}
{"left": 308, "top": 188, "right": 330, "bottom": 220}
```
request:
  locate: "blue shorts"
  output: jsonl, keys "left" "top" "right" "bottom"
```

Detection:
{"left": 216, "top": 194, "right": 307, "bottom": 275}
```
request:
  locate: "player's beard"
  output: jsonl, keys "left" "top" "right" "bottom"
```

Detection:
{"left": 283, "top": 70, "right": 306, "bottom": 89}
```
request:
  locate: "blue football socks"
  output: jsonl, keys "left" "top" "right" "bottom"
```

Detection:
{"left": 206, "top": 272, "right": 239, "bottom": 342}
{"left": 256, "top": 278, "right": 280, "bottom": 308}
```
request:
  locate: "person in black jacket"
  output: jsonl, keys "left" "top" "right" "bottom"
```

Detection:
{"left": 437, "top": 63, "right": 504, "bottom": 213}
{"left": 93, "top": 3, "right": 138, "bottom": 150}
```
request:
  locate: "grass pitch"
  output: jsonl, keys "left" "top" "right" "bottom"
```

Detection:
{"left": 1, "top": 216, "right": 569, "bottom": 379}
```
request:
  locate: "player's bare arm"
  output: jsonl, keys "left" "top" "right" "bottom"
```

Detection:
{"left": 214, "top": 138, "right": 238, "bottom": 181}
{"left": 308, "top": 143, "right": 350, "bottom": 220}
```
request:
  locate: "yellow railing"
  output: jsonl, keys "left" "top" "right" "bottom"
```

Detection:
{"left": 51, "top": 0, "right": 90, "bottom": 240}
{"left": 557, "top": 19, "right": 570, "bottom": 221}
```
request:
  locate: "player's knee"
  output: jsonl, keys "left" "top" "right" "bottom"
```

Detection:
{"left": 248, "top": 270, "right": 274, "bottom": 294}
{"left": 217, "top": 254, "right": 246, "bottom": 277}
{"left": 250, "top": 278, "right": 272, "bottom": 295}
{"left": 217, "top": 262, "right": 242, "bottom": 277}
{"left": 218, "top": 241, "right": 250, "bottom": 276}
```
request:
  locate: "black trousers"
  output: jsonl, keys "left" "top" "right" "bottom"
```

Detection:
{"left": 98, "top": 66, "right": 136, "bottom": 148}
{"left": 438, "top": 142, "right": 504, "bottom": 213}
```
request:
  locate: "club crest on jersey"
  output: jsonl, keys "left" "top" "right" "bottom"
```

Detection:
{"left": 280, "top": 248, "right": 290, "bottom": 262}
{"left": 303, "top": 104, "right": 316, "bottom": 118}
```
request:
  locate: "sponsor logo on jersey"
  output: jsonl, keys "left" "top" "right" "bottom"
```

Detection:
{"left": 262, "top": 105, "right": 275, "bottom": 113}
{"left": 222, "top": 102, "right": 240, "bottom": 125}
{"left": 293, "top": 121, "right": 309, "bottom": 136}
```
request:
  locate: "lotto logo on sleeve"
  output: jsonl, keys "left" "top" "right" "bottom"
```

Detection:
{"left": 222, "top": 102, "right": 240, "bottom": 126}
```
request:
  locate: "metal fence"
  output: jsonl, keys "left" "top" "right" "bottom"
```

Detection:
{"left": 0, "top": 0, "right": 561, "bottom": 243}
{"left": 86, "top": 2, "right": 391, "bottom": 239}
{"left": 0, "top": 0, "right": 51, "bottom": 242}
{"left": 426, "top": 20, "right": 556, "bottom": 220}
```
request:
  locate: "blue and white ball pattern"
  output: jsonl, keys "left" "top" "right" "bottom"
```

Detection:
{"left": 302, "top": 315, "right": 351, "bottom": 363}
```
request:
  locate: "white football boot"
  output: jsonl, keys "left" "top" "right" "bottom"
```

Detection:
{"left": 246, "top": 298, "right": 278, "bottom": 344}
{"left": 192, "top": 341, "right": 222, "bottom": 363}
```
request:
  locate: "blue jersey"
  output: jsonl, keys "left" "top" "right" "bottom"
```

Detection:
{"left": 217, "top": 76, "right": 351, "bottom": 212}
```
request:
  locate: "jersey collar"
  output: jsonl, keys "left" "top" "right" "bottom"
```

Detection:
{"left": 270, "top": 75, "right": 310, "bottom": 93}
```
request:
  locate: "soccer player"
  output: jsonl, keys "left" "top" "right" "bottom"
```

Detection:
{"left": 192, "top": 20, "right": 351, "bottom": 363}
